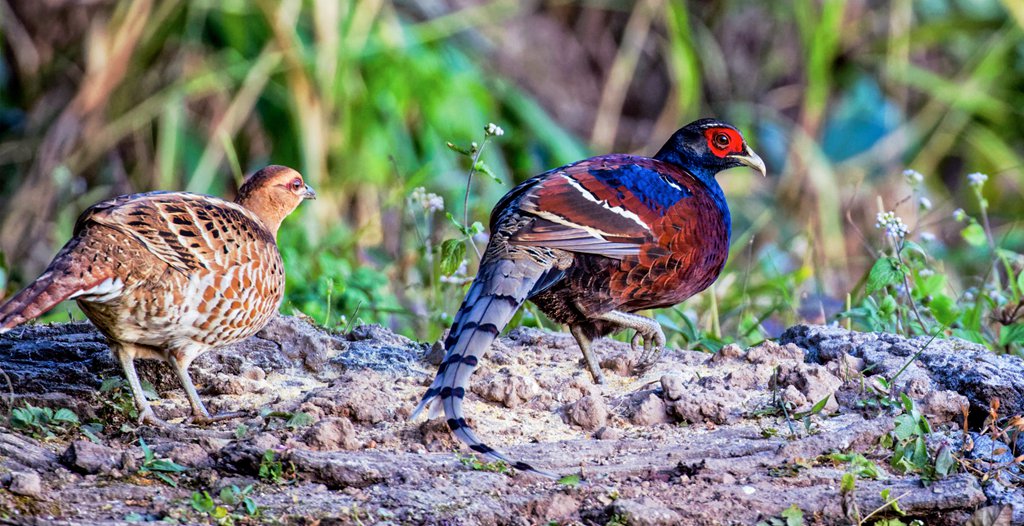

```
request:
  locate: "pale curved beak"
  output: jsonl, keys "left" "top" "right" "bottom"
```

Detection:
{"left": 732, "top": 145, "right": 767, "bottom": 177}
{"left": 303, "top": 184, "right": 317, "bottom": 200}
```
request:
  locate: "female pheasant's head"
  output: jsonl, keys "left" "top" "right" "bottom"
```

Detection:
{"left": 235, "top": 165, "right": 316, "bottom": 237}
{"left": 655, "top": 118, "right": 766, "bottom": 180}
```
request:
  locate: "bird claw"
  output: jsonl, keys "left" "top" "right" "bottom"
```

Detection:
{"left": 137, "top": 408, "right": 170, "bottom": 428}
{"left": 192, "top": 410, "right": 246, "bottom": 425}
{"left": 633, "top": 326, "right": 667, "bottom": 371}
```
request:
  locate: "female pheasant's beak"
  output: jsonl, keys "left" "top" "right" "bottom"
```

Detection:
{"left": 732, "top": 145, "right": 767, "bottom": 177}
{"left": 302, "top": 185, "right": 317, "bottom": 200}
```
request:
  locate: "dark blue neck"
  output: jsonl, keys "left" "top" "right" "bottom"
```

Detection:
{"left": 655, "top": 149, "right": 732, "bottom": 242}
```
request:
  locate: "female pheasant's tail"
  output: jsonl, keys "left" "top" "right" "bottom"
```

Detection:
{"left": 411, "top": 256, "right": 563, "bottom": 478}
{"left": 0, "top": 238, "right": 119, "bottom": 332}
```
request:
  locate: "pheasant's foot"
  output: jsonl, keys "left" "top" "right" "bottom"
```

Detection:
{"left": 190, "top": 410, "right": 247, "bottom": 425}
{"left": 571, "top": 325, "right": 606, "bottom": 384}
{"left": 594, "top": 310, "right": 666, "bottom": 372}
{"left": 635, "top": 324, "right": 666, "bottom": 370}
{"left": 137, "top": 407, "right": 170, "bottom": 428}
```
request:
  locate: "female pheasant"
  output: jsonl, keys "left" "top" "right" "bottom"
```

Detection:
{"left": 413, "top": 118, "right": 765, "bottom": 475}
{"left": 0, "top": 166, "right": 315, "bottom": 425}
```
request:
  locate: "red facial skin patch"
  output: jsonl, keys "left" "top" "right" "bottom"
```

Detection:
{"left": 704, "top": 127, "right": 744, "bottom": 158}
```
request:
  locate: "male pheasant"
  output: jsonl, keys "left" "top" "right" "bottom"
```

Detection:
{"left": 413, "top": 118, "right": 765, "bottom": 475}
{"left": 0, "top": 166, "right": 315, "bottom": 425}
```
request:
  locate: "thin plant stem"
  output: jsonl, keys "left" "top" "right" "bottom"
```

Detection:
{"left": 892, "top": 237, "right": 928, "bottom": 332}
{"left": 858, "top": 490, "right": 912, "bottom": 525}
{"left": 975, "top": 186, "right": 1002, "bottom": 290}
{"left": 889, "top": 324, "right": 945, "bottom": 387}
{"left": 462, "top": 138, "right": 490, "bottom": 260}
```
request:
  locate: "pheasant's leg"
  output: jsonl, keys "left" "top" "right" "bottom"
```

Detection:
{"left": 166, "top": 355, "right": 212, "bottom": 422}
{"left": 571, "top": 325, "right": 605, "bottom": 384}
{"left": 167, "top": 355, "right": 246, "bottom": 423}
{"left": 593, "top": 310, "right": 666, "bottom": 369}
{"left": 114, "top": 344, "right": 165, "bottom": 426}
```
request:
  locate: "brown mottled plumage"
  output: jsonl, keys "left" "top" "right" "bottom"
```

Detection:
{"left": 0, "top": 165, "right": 315, "bottom": 424}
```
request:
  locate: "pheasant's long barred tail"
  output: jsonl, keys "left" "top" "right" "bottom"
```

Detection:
{"left": 0, "top": 238, "right": 114, "bottom": 332}
{"left": 412, "top": 256, "right": 559, "bottom": 478}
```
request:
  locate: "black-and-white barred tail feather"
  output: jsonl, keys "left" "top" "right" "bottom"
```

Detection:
{"left": 411, "top": 256, "right": 562, "bottom": 478}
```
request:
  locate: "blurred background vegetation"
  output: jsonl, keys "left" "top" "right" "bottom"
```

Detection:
{"left": 1, "top": 0, "right": 1023, "bottom": 352}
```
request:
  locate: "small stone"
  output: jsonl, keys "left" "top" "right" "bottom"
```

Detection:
{"left": 303, "top": 417, "right": 361, "bottom": 451}
{"left": 745, "top": 341, "right": 804, "bottom": 365}
{"left": 599, "top": 354, "right": 633, "bottom": 377}
{"left": 566, "top": 395, "right": 608, "bottom": 430}
{"left": 660, "top": 375, "right": 686, "bottom": 401}
{"left": 919, "top": 390, "right": 969, "bottom": 426}
{"left": 631, "top": 393, "right": 670, "bottom": 426}
{"left": 610, "top": 497, "right": 682, "bottom": 526}
{"left": 710, "top": 343, "right": 745, "bottom": 363}
{"left": 594, "top": 426, "right": 623, "bottom": 441}
{"left": 166, "top": 443, "right": 212, "bottom": 468}
{"left": 474, "top": 374, "right": 540, "bottom": 409}
{"left": 60, "top": 440, "right": 120, "bottom": 475}
{"left": 724, "top": 368, "right": 759, "bottom": 390}
{"left": 529, "top": 492, "right": 579, "bottom": 522}
{"left": 9, "top": 471, "right": 42, "bottom": 498}
{"left": 241, "top": 366, "right": 266, "bottom": 382}
{"left": 781, "top": 385, "right": 807, "bottom": 409}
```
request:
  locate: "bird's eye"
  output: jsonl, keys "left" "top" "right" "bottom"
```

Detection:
{"left": 713, "top": 132, "right": 731, "bottom": 149}
{"left": 290, "top": 178, "right": 303, "bottom": 190}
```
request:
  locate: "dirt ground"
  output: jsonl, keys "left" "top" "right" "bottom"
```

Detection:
{"left": 0, "top": 316, "right": 1020, "bottom": 525}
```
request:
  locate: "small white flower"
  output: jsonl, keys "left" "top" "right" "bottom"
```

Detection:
{"left": 875, "top": 210, "right": 909, "bottom": 239}
{"left": 967, "top": 172, "right": 988, "bottom": 188}
{"left": 919, "top": 232, "right": 937, "bottom": 243}
{"left": 952, "top": 208, "right": 967, "bottom": 222}
{"left": 919, "top": 268, "right": 934, "bottom": 277}
{"left": 903, "top": 169, "right": 924, "bottom": 185}
{"left": 918, "top": 197, "right": 932, "bottom": 211}
{"left": 485, "top": 122, "right": 505, "bottom": 137}
{"left": 409, "top": 187, "right": 445, "bottom": 213}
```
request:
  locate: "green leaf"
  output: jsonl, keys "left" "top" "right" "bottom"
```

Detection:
{"left": 191, "top": 491, "right": 215, "bottom": 513}
{"left": 961, "top": 223, "right": 987, "bottom": 247}
{"left": 148, "top": 459, "right": 188, "bottom": 473}
{"left": 439, "top": 239, "right": 466, "bottom": 276}
{"left": 934, "top": 446, "right": 955, "bottom": 477}
{"left": 220, "top": 486, "right": 239, "bottom": 505}
{"left": 866, "top": 257, "right": 904, "bottom": 294}
{"left": 879, "top": 295, "right": 897, "bottom": 317}
{"left": 900, "top": 393, "right": 914, "bottom": 413}
{"left": 893, "top": 414, "right": 917, "bottom": 441}
{"left": 781, "top": 504, "right": 804, "bottom": 526}
{"left": 915, "top": 273, "right": 947, "bottom": 298}
{"left": 929, "top": 294, "right": 960, "bottom": 326}
{"left": 840, "top": 472, "right": 855, "bottom": 493}
{"left": 286, "top": 412, "right": 314, "bottom": 429}
{"left": 474, "top": 161, "right": 503, "bottom": 184}
{"left": 80, "top": 424, "right": 103, "bottom": 444}
{"left": 154, "top": 472, "right": 178, "bottom": 487}
{"left": 999, "top": 324, "right": 1024, "bottom": 346}
{"left": 807, "top": 395, "right": 831, "bottom": 415}
{"left": 53, "top": 408, "right": 79, "bottom": 424}
{"left": 557, "top": 474, "right": 581, "bottom": 487}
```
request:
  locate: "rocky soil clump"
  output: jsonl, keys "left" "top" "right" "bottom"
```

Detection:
{"left": 0, "top": 317, "right": 1019, "bottom": 524}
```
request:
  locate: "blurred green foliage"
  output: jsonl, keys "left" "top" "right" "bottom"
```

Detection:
{"left": 1, "top": 1, "right": 1023, "bottom": 354}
